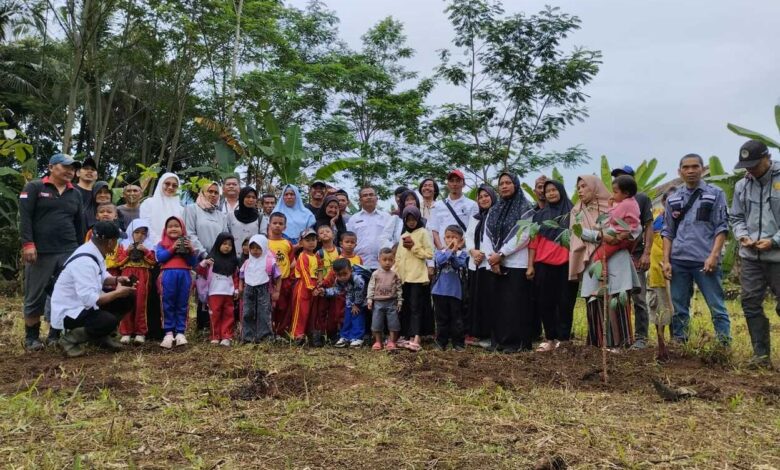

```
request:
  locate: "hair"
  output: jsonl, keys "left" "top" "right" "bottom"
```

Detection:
{"left": 394, "top": 186, "right": 409, "bottom": 197}
{"left": 261, "top": 193, "right": 276, "bottom": 201}
{"left": 334, "top": 189, "right": 349, "bottom": 199}
{"left": 269, "top": 211, "right": 287, "bottom": 222}
{"left": 96, "top": 201, "right": 117, "bottom": 211}
{"left": 679, "top": 153, "right": 704, "bottom": 167}
{"left": 418, "top": 178, "right": 440, "bottom": 200}
{"left": 332, "top": 258, "right": 351, "bottom": 273}
{"left": 444, "top": 224, "right": 464, "bottom": 237}
{"left": 242, "top": 238, "right": 249, "bottom": 246}
{"left": 340, "top": 230, "right": 356, "bottom": 241}
{"left": 223, "top": 175, "right": 240, "bottom": 184}
{"left": 612, "top": 175, "right": 638, "bottom": 197}
{"left": 359, "top": 186, "right": 375, "bottom": 197}
{"left": 316, "top": 223, "right": 333, "bottom": 232}
{"left": 379, "top": 247, "right": 394, "bottom": 256}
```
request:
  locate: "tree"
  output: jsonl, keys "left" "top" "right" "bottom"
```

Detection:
{"left": 727, "top": 104, "right": 780, "bottom": 150}
{"left": 425, "top": 1, "right": 601, "bottom": 186}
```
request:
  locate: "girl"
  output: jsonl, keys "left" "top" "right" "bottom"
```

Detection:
{"left": 272, "top": 185, "right": 315, "bottom": 244}
{"left": 394, "top": 206, "right": 433, "bottom": 352}
{"left": 155, "top": 216, "right": 198, "bottom": 349}
{"left": 240, "top": 234, "right": 281, "bottom": 343}
{"left": 196, "top": 233, "right": 240, "bottom": 346}
{"left": 116, "top": 218, "right": 156, "bottom": 344}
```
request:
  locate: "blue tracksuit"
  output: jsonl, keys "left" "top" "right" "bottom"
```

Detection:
{"left": 156, "top": 245, "right": 198, "bottom": 335}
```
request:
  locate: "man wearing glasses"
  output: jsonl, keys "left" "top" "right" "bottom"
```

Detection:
{"left": 346, "top": 187, "right": 390, "bottom": 271}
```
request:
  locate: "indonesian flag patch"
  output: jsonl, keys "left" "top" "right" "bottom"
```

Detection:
{"left": 19, "top": 192, "right": 27, "bottom": 199}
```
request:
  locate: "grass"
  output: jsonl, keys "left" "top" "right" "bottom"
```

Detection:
{"left": 0, "top": 292, "right": 778, "bottom": 469}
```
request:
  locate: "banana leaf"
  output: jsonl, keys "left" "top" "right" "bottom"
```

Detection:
{"left": 727, "top": 123, "right": 780, "bottom": 149}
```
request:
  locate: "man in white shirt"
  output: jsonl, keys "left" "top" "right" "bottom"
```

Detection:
{"left": 52, "top": 222, "right": 137, "bottom": 357}
{"left": 219, "top": 175, "right": 241, "bottom": 214}
{"left": 429, "top": 170, "right": 478, "bottom": 249}
{"left": 346, "top": 186, "right": 390, "bottom": 270}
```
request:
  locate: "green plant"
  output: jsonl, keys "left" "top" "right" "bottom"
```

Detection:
{"left": 727, "top": 104, "right": 780, "bottom": 150}
{"left": 704, "top": 155, "right": 743, "bottom": 275}
{"left": 0, "top": 112, "right": 33, "bottom": 280}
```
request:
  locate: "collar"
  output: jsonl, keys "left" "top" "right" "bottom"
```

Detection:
{"left": 682, "top": 179, "right": 707, "bottom": 192}
{"left": 42, "top": 176, "right": 74, "bottom": 190}
{"left": 359, "top": 208, "right": 380, "bottom": 216}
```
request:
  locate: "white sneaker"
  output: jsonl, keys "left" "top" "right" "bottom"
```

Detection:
{"left": 210, "top": 339, "right": 219, "bottom": 345}
{"left": 334, "top": 338, "right": 349, "bottom": 348}
{"left": 160, "top": 334, "right": 174, "bottom": 349}
{"left": 134, "top": 335, "right": 145, "bottom": 344}
{"left": 349, "top": 339, "right": 364, "bottom": 348}
{"left": 219, "top": 339, "right": 231, "bottom": 347}
{"left": 120, "top": 335, "right": 131, "bottom": 344}
{"left": 174, "top": 333, "right": 188, "bottom": 347}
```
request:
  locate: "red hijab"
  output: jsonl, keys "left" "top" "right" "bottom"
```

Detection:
{"left": 159, "top": 216, "right": 188, "bottom": 250}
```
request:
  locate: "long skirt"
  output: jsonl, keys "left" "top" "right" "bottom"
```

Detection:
{"left": 488, "top": 267, "right": 533, "bottom": 351}
{"left": 468, "top": 268, "right": 493, "bottom": 339}
{"left": 585, "top": 293, "right": 634, "bottom": 348}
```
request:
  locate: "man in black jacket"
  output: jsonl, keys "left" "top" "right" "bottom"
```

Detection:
{"left": 19, "top": 153, "right": 85, "bottom": 351}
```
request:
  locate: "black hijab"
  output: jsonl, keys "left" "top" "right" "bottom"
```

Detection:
{"left": 486, "top": 172, "right": 532, "bottom": 251}
{"left": 533, "top": 180, "right": 573, "bottom": 241}
{"left": 234, "top": 186, "right": 259, "bottom": 224}
{"left": 84, "top": 181, "right": 115, "bottom": 229}
{"left": 209, "top": 232, "right": 239, "bottom": 276}
{"left": 474, "top": 184, "right": 497, "bottom": 249}
{"left": 401, "top": 206, "right": 425, "bottom": 234}
{"left": 315, "top": 195, "right": 347, "bottom": 236}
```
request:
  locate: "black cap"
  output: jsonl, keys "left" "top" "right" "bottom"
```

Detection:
{"left": 80, "top": 157, "right": 97, "bottom": 170}
{"left": 735, "top": 140, "right": 770, "bottom": 169}
{"left": 309, "top": 180, "right": 327, "bottom": 188}
{"left": 92, "top": 221, "right": 126, "bottom": 240}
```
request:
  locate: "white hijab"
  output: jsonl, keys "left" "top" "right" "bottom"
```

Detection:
{"left": 244, "top": 234, "right": 271, "bottom": 286}
{"left": 140, "top": 172, "right": 183, "bottom": 245}
{"left": 121, "top": 218, "right": 156, "bottom": 250}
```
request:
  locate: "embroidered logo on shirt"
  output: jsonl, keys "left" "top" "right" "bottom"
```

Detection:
{"left": 39, "top": 192, "right": 51, "bottom": 198}
{"left": 774, "top": 182, "right": 780, "bottom": 190}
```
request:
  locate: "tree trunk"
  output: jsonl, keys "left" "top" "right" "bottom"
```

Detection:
{"left": 226, "top": 0, "right": 244, "bottom": 128}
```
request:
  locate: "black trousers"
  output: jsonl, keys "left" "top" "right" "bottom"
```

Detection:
{"left": 534, "top": 263, "right": 579, "bottom": 341}
{"left": 64, "top": 295, "right": 134, "bottom": 338}
{"left": 433, "top": 294, "right": 464, "bottom": 348}
{"left": 400, "top": 283, "right": 428, "bottom": 337}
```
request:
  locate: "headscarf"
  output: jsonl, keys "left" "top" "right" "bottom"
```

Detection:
{"left": 234, "top": 186, "right": 259, "bottom": 224}
{"left": 473, "top": 184, "right": 497, "bottom": 249}
{"left": 140, "top": 172, "right": 183, "bottom": 245}
{"left": 533, "top": 180, "right": 574, "bottom": 241}
{"left": 84, "top": 180, "right": 110, "bottom": 229}
{"left": 196, "top": 181, "right": 219, "bottom": 212}
{"left": 486, "top": 172, "right": 532, "bottom": 251}
{"left": 568, "top": 175, "right": 612, "bottom": 280}
{"left": 121, "top": 218, "right": 155, "bottom": 250}
{"left": 158, "top": 215, "right": 188, "bottom": 250}
{"left": 273, "top": 184, "right": 315, "bottom": 240}
{"left": 315, "top": 195, "right": 347, "bottom": 234}
{"left": 244, "top": 234, "right": 270, "bottom": 286}
{"left": 401, "top": 206, "right": 425, "bottom": 234}
{"left": 208, "top": 232, "right": 239, "bottom": 276}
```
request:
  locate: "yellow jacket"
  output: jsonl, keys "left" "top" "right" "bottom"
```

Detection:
{"left": 394, "top": 227, "right": 433, "bottom": 284}
{"left": 648, "top": 208, "right": 666, "bottom": 288}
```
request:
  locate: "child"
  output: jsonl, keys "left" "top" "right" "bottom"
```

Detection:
{"left": 322, "top": 259, "right": 368, "bottom": 348}
{"left": 240, "top": 238, "right": 250, "bottom": 265}
{"left": 196, "top": 233, "right": 240, "bottom": 346}
{"left": 367, "top": 248, "right": 403, "bottom": 351}
{"left": 316, "top": 224, "right": 343, "bottom": 341}
{"left": 594, "top": 175, "right": 641, "bottom": 262}
{"left": 647, "top": 188, "right": 676, "bottom": 343}
{"left": 340, "top": 231, "right": 363, "bottom": 266}
{"left": 267, "top": 212, "right": 295, "bottom": 335}
{"left": 155, "top": 216, "right": 198, "bottom": 349}
{"left": 432, "top": 225, "right": 469, "bottom": 351}
{"left": 240, "top": 234, "right": 281, "bottom": 343}
{"left": 116, "top": 218, "right": 156, "bottom": 344}
{"left": 289, "top": 228, "right": 321, "bottom": 345}
{"left": 394, "top": 206, "right": 433, "bottom": 352}
{"left": 85, "top": 202, "right": 122, "bottom": 275}
{"left": 317, "top": 224, "right": 341, "bottom": 275}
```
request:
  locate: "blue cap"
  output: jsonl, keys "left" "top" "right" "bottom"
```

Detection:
{"left": 611, "top": 165, "right": 635, "bottom": 177}
{"left": 49, "top": 153, "right": 80, "bottom": 167}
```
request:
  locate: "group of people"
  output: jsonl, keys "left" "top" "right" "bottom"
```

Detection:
{"left": 18, "top": 139, "right": 780, "bottom": 367}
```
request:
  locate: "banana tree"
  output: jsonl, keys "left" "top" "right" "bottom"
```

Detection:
{"left": 705, "top": 155, "right": 744, "bottom": 275}
{"left": 727, "top": 104, "right": 780, "bottom": 150}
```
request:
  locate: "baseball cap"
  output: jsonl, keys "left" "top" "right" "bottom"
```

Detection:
{"left": 610, "top": 165, "right": 635, "bottom": 177}
{"left": 447, "top": 169, "right": 465, "bottom": 181}
{"left": 300, "top": 227, "right": 317, "bottom": 239}
{"left": 49, "top": 153, "right": 80, "bottom": 168}
{"left": 80, "top": 157, "right": 97, "bottom": 170}
{"left": 92, "top": 221, "right": 126, "bottom": 240}
{"left": 309, "top": 180, "right": 327, "bottom": 188}
{"left": 734, "top": 140, "right": 770, "bottom": 169}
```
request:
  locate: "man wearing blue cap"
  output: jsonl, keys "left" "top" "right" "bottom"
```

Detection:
{"left": 19, "top": 153, "right": 85, "bottom": 351}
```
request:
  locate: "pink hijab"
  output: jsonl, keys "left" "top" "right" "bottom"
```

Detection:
{"left": 568, "top": 175, "right": 612, "bottom": 280}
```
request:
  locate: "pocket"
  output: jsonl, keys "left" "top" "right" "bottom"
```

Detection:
{"left": 696, "top": 194, "right": 716, "bottom": 222}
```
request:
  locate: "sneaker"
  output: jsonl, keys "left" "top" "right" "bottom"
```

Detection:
{"left": 46, "top": 329, "right": 61, "bottom": 347}
{"left": 334, "top": 338, "right": 349, "bottom": 348}
{"left": 433, "top": 342, "right": 446, "bottom": 351}
{"left": 464, "top": 336, "right": 478, "bottom": 346}
{"left": 219, "top": 339, "right": 231, "bottom": 347}
{"left": 349, "top": 339, "right": 364, "bottom": 348}
{"left": 120, "top": 335, "right": 132, "bottom": 344}
{"left": 210, "top": 339, "right": 219, "bottom": 345}
{"left": 629, "top": 338, "right": 647, "bottom": 350}
{"left": 478, "top": 339, "right": 493, "bottom": 349}
{"left": 134, "top": 335, "right": 145, "bottom": 344}
{"left": 24, "top": 337, "right": 44, "bottom": 352}
{"left": 385, "top": 341, "right": 397, "bottom": 351}
{"left": 747, "top": 355, "right": 772, "bottom": 370}
{"left": 160, "top": 334, "right": 174, "bottom": 349}
{"left": 174, "top": 333, "right": 188, "bottom": 347}
{"left": 371, "top": 341, "right": 382, "bottom": 351}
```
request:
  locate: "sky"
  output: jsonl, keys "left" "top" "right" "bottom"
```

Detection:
{"left": 288, "top": 0, "right": 780, "bottom": 190}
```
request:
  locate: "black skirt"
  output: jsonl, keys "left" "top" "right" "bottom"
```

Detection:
{"left": 468, "top": 268, "right": 493, "bottom": 339}
{"left": 488, "top": 267, "right": 533, "bottom": 350}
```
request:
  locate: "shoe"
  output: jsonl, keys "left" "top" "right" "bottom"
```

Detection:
{"left": 372, "top": 341, "right": 382, "bottom": 351}
{"left": 334, "top": 338, "right": 349, "bottom": 348}
{"left": 96, "top": 335, "right": 123, "bottom": 351}
{"left": 464, "top": 335, "right": 478, "bottom": 346}
{"left": 433, "top": 342, "right": 446, "bottom": 351}
{"left": 478, "top": 339, "right": 493, "bottom": 349}
{"left": 120, "top": 335, "right": 132, "bottom": 344}
{"left": 174, "top": 333, "right": 188, "bottom": 347}
{"left": 385, "top": 341, "right": 397, "bottom": 351}
{"left": 134, "top": 335, "right": 145, "bottom": 344}
{"left": 46, "top": 329, "right": 61, "bottom": 347}
{"left": 58, "top": 328, "right": 89, "bottom": 358}
{"left": 747, "top": 355, "right": 772, "bottom": 370}
{"left": 349, "top": 339, "right": 364, "bottom": 348}
{"left": 405, "top": 341, "right": 422, "bottom": 352}
{"left": 453, "top": 345, "right": 466, "bottom": 352}
{"left": 502, "top": 347, "right": 518, "bottom": 354}
{"left": 219, "top": 339, "right": 231, "bottom": 347}
{"left": 24, "top": 337, "right": 44, "bottom": 352}
{"left": 210, "top": 339, "right": 219, "bottom": 345}
{"left": 629, "top": 338, "right": 647, "bottom": 350}
{"left": 535, "top": 341, "right": 555, "bottom": 353}
{"left": 160, "top": 334, "right": 174, "bottom": 349}
{"left": 294, "top": 336, "right": 307, "bottom": 347}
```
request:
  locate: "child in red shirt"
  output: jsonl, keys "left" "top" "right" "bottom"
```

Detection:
{"left": 594, "top": 175, "right": 640, "bottom": 262}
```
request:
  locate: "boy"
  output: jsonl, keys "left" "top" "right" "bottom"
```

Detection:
{"left": 316, "top": 224, "right": 343, "bottom": 340}
{"left": 340, "top": 231, "right": 363, "bottom": 266}
{"left": 289, "top": 228, "right": 321, "bottom": 345}
{"left": 321, "top": 259, "right": 368, "bottom": 348}
{"left": 432, "top": 225, "right": 469, "bottom": 351}
{"left": 267, "top": 212, "right": 295, "bottom": 336}
{"left": 594, "top": 174, "right": 641, "bottom": 262}
{"left": 366, "top": 248, "right": 403, "bottom": 351}
{"left": 86, "top": 202, "right": 122, "bottom": 275}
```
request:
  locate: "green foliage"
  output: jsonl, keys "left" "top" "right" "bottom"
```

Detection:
{"left": 599, "top": 155, "right": 666, "bottom": 199}
{"left": 704, "top": 155, "right": 743, "bottom": 275}
{"left": 726, "top": 104, "right": 780, "bottom": 149}
{"left": 0, "top": 111, "right": 30, "bottom": 279}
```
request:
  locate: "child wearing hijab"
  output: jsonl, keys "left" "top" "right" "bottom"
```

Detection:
{"left": 272, "top": 185, "right": 315, "bottom": 244}
{"left": 394, "top": 206, "right": 433, "bottom": 352}
{"left": 196, "top": 233, "right": 240, "bottom": 346}
{"left": 240, "top": 234, "right": 282, "bottom": 343}
{"left": 116, "top": 218, "right": 157, "bottom": 344}
{"left": 156, "top": 216, "right": 198, "bottom": 349}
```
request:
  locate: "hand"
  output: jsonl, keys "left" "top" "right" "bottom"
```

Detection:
{"left": 184, "top": 239, "right": 194, "bottom": 251}
{"left": 488, "top": 253, "right": 502, "bottom": 266}
{"left": 638, "top": 253, "right": 651, "bottom": 271}
{"left": 702, "top": 255, "right": 718, "bottom": 274}
{"left": 427, "top": 266, "right": 435, "bottom": 279}
{"left": 396, "top": 302, "right": 402, "bottom": 312}
{"left": 602, "top": 233, "right": 618, "bottom": 245}
{"left": 739, "top": 237, "right": 755, "bottom": 248}
{"left": 663, "top": 260, "right": 672, "bottom": 280}
{"left": 490, "top": 263, "right": 502, "bottom": 275}
{"left": 233, "top": 291, "right": 239, "bottom": 300}
{"left": 103, "top": 277, "right": 118, "bottom": 290}
{"left": 755, "top": 239, "right": 773, "bottom": 252}
{"left": 469, "top": 250, "right": 484, "bottom": 265}
{"left": 447, "top": 240, "right": 457, "bottom": 251}
{"left": 525, "top": 265, "right": 535, "bottom": 280}
{"left": 367, "top": 300, "right": 373, "bottom": 310}
{"left": 616, "top": 231, "right": 630, "bottom": 241}
{"left": 351, "top": 304, "right": 360, "bottom": 316}
{"left": 22, "top": 246, "right": 37, "bottom": 264}
{"left": 402, "top": 236, "right": 414, "bottom": 249}
{"left": 138, "top": 244, "right": 148, "bottom": 252}
{"left": 117, "top": 276, "right": 133, "bottom": 287}
{"left": 115, "top": 284, "right": 136, "bottom": 297}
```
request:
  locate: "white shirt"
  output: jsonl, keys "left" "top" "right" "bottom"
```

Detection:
{"left": 464, "top": 216, "right": 495, "bottom": 271}
{"left": 346, "top": 208, "right": 390, "bottom": 269}
{"left": 50, "top": 241, "right": 110, "bottom": 329}
{"left": 209, "top": 272, "right": 236, "bottom": 296}
{"left": 429, "top": 196, "right": 478, "bottom": 245}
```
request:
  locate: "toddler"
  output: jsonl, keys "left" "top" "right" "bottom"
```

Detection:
{"left": 116, "top": 218, "right": 156, "bottom": 344}
{"left": 432, "top": 225, "right": 469, "bottom": 351}
{"left": 594, "top": 175, "right": 641, "bottom": 262}
{"left": 367, "top": 248, "right": 403, "bottom": 351}
{"left": 196, "top": 233, "right": 240, "bottom": 346}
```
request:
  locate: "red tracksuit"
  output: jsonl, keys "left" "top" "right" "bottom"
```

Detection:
{"left": 289, "top": 252, "right": 321, "bottom": 339}
{"left": 115, "top": 244, "right": 156, "bottom": 336}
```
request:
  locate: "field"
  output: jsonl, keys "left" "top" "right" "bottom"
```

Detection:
{"left": 0, "top": 294, "right": 778, "bottom": 469}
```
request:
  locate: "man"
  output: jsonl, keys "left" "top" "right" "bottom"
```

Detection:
{"left": 661, "top": 154, "right": 731, "bottom": 344}
{"left": 19, "top": 153, "right": 85, "bottom": 351}
{"left": 117, "top": 184, "right": 142, "bottom": 225}
{"left": 305, "top": 180, "right": 327, "bottom": 215}
{"left": 260, "top": 193, "right": 276, "bottom": 217}
{"left": 346, "top": 186, "right": 390, "bottom": 270}
{"left": 429, "top": 170, "right": 477, "bottom": 249}
{"left": 51, "top": 221, "right": 136, "bottom": 357}
{"left": 219, "top": 175, "right": 240, "bottom": 214}
{"left": 74, "top": 157, "right": 98, "bottom": 206}
{"left": 533, "top": 175, "right": 548, "bottom": 210}
{"left": 334, "top": 189, "right": 351, "bottom": 223}
{"left": 729, "top": 140, "right": 780, "bottom": 367}
{"left": 611, "top": 165, "right": 654, "bottom": 349}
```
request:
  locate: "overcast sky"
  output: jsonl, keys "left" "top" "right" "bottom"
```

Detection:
{"left": 289, "top": 0, "right": 780, "bottom": 188}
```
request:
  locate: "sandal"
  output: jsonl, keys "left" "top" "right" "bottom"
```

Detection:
{"left": 535, "top": 341, "right": 555, "bottom": 352}
{"left": 405, "top": 341, "right": 421, "bottom": 352}
{"left": 372, "top": 341, "right": 382, "bottom": 351}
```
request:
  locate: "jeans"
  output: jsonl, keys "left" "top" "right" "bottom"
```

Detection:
{"left": 669, "top": 261, "right": 731, "bottom": 343}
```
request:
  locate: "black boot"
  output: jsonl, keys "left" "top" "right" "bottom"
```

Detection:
{"left": 24, "top": 323, "right": 44, "bottom": 351}
{"left": 46, "top": 327, "right": 61, "bottom": 347}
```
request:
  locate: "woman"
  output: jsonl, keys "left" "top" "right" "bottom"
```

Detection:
{"left": 185, "top": 181, "right": 228, "bottom": 331}
{"left": 315, "top": 195, "right": 347, "bottom": 245}
{"left": 569, "top": 175, "right": 639, "bottom": 349}
{"left": 484, "top": 172, "right": 534, "bottom": 353}
{"left": 527, "top": 180, "right": 579, "bottom": 351}
{"left": 227, "top": 186, "right": 261, "bottom": 252}
{"left": 418, "top": 178, "right": 439, "bottom": 221}
{"left": 272, "top": 185, "right": 315, "bottom": 244}
{"left": 83, "top": 180, "right": 124, "bottom": 230}
{"left": 464, "top": 184, "right": 497, "bottom": 345}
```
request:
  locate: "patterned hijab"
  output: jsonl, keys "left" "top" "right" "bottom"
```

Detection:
{"left": 486, "top": 172, "right": 532, "bottom": 251}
